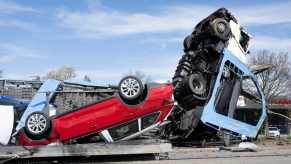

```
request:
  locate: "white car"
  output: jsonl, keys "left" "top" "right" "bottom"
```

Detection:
{"left": 0, "top": 105, "right": 14, "bottom": 145}
{"left": 268, "top": 127, "right": 280, "bottom": 138}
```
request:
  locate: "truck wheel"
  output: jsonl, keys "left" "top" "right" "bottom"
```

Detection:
{"left": 183, "top": 35, "right": 194, "bottom": 50}
{"left": 118, "top": 76, "right": 144, "bottom": 100}
{"left": 188, "top": 73, "right": 207, "bottom": 97}
{"left": 24, "top": 112, "right": 51, "bottom": 140}
{"left": 210, "top": 18, "right": 230, "bottom": 41}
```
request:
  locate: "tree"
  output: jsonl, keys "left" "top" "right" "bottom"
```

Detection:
{"left": 248, "top": 50, "right": 291, "bottom": 101}
{"left": 30, "top": 75, "right": 41, "bottom": 81}
{"left": 125, "top": 70, "right": 152, "bottom": 83}
{"left": 248, "top": 50, "right": 291, "bottom": 136}
{"left": 83, "top": 75, "right": 91, "bottom": 82}
{"left": 0, "top": 70, "right": 2, "bottom": 78}
{"left": 44, "top": 66, "right": 76, "bottom": 81}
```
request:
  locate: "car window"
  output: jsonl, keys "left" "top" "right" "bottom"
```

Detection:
{"left": 141, "top": 112, "right": 159, "bottom": 129}
{"left": 215, "top": 60, "right": 262, "bottom": 126}
{"left": 108, "top": 119, "right": 139, "bottom": 141}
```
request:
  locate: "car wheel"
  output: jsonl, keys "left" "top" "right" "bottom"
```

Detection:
{"left": 210, "top": 18, "right": 230, "bottom": 41}
{"left": 188, "top": 73, "right": 207, "bottom": 97}
{"left": 24, "top": 112, "right": 51, "bottom": 139}
{"left": 118, "top": 76, "right": 144, "bottom": 100}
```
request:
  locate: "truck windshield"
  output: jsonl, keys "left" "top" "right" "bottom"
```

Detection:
{"left": 215, "top": 60, "right": 262, "bottom": 126}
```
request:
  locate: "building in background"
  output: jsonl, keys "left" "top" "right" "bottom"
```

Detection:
{"left": 0, "top": 79, "right": 42, "bottom": 100}
{"left": 238, "top": 96, "right": 291, "bottom": 135}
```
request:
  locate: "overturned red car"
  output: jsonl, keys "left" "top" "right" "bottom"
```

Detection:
{"left": 2, "top": 76, "right": 174, "bottom": 146}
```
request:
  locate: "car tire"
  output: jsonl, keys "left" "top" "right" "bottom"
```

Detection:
{"left": 118, "top": 76, "right": 144, "bottom": 101}
{"left": 210, "top": 18, "right": 230, "bottom": 41}
{"left": 24, "top": 112, "right": 51, "bottom": 140}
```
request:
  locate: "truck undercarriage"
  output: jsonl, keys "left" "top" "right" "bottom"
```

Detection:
{"left": 166, "top": 8, "right": 265, "bottom": 142}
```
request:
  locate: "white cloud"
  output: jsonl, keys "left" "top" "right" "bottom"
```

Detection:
{"left": 0, "top": 19, "right": 37, "bottom": 31}
{"left": 233, "top": 2, "right": 291, "bottom": 26}
{"left": 0, "top": 0, "right": 38, "bottom": 14}
{"left": 251, "top": 36, "right": 291, "bottom": 52}
{"left": 76, "top": 69, "right": 124, "bottom": 84}
{"left": 76, "top": 54, "right": 180, "bottom": 83}
{"left": 140, "top": 36, "right": 184, "bottom": 45}
{"left": 74, "top": 34, "right": 291, "bottom": 83}
{"left": 56, "top": 2, "right": 291, "bottom": 39}
{"left": 0, "top": 43, "right": 46, "bottom": 64}
{"left": 76, "top": 68, "right": 172, "bottom": 85}
{"left": 56, "top": 4, "right": 215, "bottom": 38}
{"left": 0, "top": 1, "right": 38, "bottom": 30}
{"left": 3, "top": 72, "right": 39, "bottom": 80}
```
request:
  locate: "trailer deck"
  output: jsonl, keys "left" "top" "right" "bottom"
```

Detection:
{"left": 0, "top": 140, "right": 171, "bottom": 163}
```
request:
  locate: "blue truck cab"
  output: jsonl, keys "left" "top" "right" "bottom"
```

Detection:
{"left": 200, "top": 20, "right": 267, "bottom": 138}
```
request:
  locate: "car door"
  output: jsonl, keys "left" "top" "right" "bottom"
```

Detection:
{"left": 101, "top": 118, "right": 139, "bottom": 142}
{"left": 54, "top": 96, "right": 138, "bottom": 141}
{"left": 100, "top": 89, "right": 160, "bottom": 143}
{"left": 101, "top": 85, "right": 173, "bottom": 143}
{"left": 15, "top": 79, "right": 61, "bottom": 133}
{"left": 100, "top": 112, "right": 161, "bottom": 143}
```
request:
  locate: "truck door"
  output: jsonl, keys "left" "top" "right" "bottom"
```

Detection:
{"left": 201, "top": 51, "right": 267, "bottom": 138}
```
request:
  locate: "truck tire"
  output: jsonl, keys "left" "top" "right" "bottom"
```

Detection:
{"left": 210, "top": 18, "right": 230, "bottom": 41}
{"left": 188, "top": 73, "right": 207, "bottom": 97}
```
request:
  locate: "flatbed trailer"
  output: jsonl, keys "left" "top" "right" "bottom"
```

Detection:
{"left": 0, "top": 139, "right": 172, "bottom": 163}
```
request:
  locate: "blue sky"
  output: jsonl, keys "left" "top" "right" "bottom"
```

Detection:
{"left": 0, "top": 0, "right": 290, "bottom": 84}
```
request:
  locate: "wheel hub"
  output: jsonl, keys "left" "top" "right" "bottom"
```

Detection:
{"left": 217, "top": 22, "right": 226, "bottom": 33}
{"left": 120, "top": 78, "right": 140, "bottom": 98}
{"left": 27, "top": 113, "right": 47, "bottom": 135}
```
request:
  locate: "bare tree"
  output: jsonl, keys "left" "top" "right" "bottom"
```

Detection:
{"left": 248, "top": 50, "right": 291, "bottom": 136}
{"left": 248, "top": 50, "right": 291, "bottom": 101}
{"left": 125, "top": 70, "right": 152, "bottom": 83}
{"left": 83, "top": 75, "right": 91, "bottom": 82}
{"left": 30, "top": 75, "right": 41, "bottom": 81}
{"left": 0, "top": 70, "right": 2, "bottom": 78}
{"left": 34, "top": 76, "right": 41, "bottom": 81}
{"left": 44, "top": 66, "right": 76, "bottom": 81}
